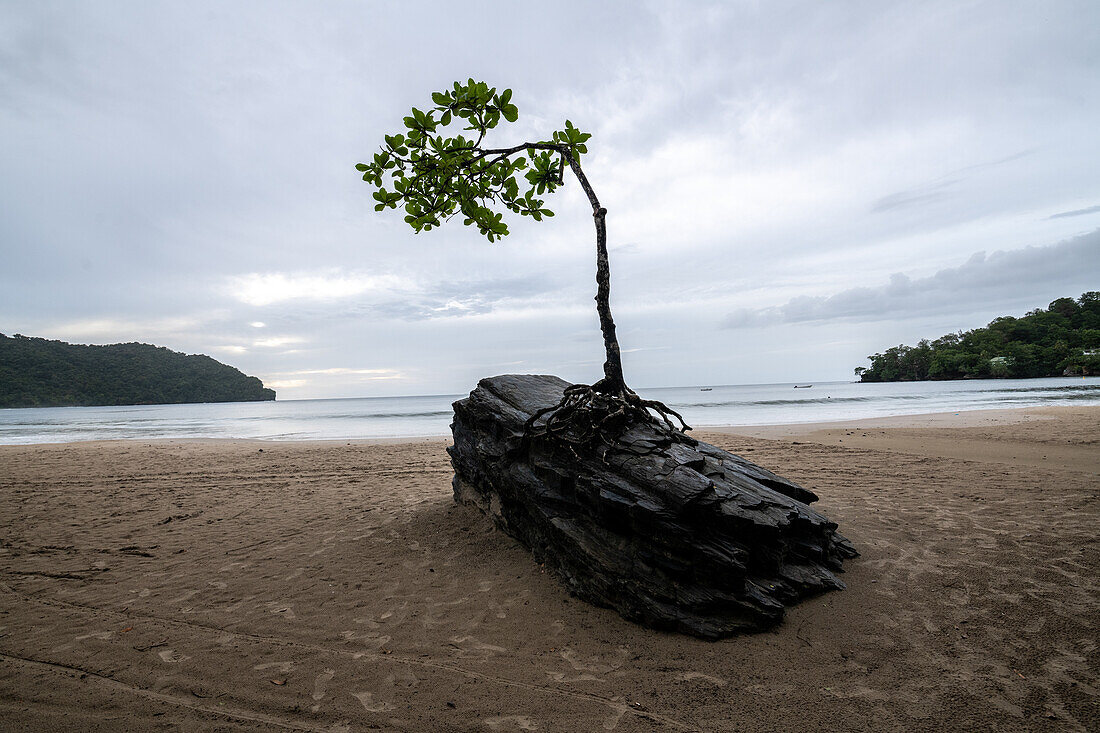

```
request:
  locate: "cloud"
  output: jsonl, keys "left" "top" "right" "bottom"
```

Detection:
{"left": 1048, "top": 204, "right": 1100, "bottom": 220}
{"left": 263, "top": 379, "right": 307, "bottom": 390}
{"left": 383, "top": 275, "right": 562, "bottom": 320}
{"left": 870, "top": 179, "right": 958, "bottom": 213}
{"left": 869, "top": 150, "right": 1038, "bottom": 215}
{"left": 252, "top": 336, "right": 306, "bottom": 348}
{"left": 3, "top": 2, "right": 1099, "bottom": 396}
{"left": 228, "top": 269, "right": 564, "bottom": 321}
{"left": 228, "top": 271, "right": 410, "bottom": 307}
{"left": 35, "top": 316, "right": 205, "bottom": 343}
{"left": 723, "top": 230, "right": 1100, "bottom": 328}
{"left": 260, "top": 367, "right": 405, "bottom": 393}
{"left": 277, "top": 367, "right": 401, "bottom": 378}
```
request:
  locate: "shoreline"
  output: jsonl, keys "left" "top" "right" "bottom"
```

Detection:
{"left": 703, "top": 405, "right": 1097, "bottom": 474}
{"left": 705, "top": 403, "right": 1076, "bottom": 435}
{"left": 1, "top": 403, "right": 1094, "bottom": 449}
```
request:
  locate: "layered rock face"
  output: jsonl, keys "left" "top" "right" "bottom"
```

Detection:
{"left": 448, "top": 374, "right": 857, "bottom": 638}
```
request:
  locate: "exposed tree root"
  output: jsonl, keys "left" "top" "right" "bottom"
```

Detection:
{"left": 522, "top": 379, "right": 695, "bottom": 455}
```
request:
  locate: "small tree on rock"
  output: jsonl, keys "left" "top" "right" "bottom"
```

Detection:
{"left": 358, "top": 80, "right": 689, "bottom": 444}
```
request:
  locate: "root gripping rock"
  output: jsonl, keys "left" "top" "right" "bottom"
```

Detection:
{"left": 447, "top": 374, "right": 857, "bottom": 638}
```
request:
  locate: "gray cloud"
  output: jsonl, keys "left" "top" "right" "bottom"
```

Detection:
{"left": 2, "top": 1, "right": 1099, "bottom": 397}
{"left": 723, "top": 230, "right": 1100, "bottom": 329}
{"left": 951, "top": 149, "right": 1035, "bottom": 175}
{"left": 229, "top": 273, "right": 569, "bottom": 327}
{"left": 870, "top": 179, "right": 958, "bottom": 214}
{"left": 870, "top": 150, "right": 1035, "bottom": 215}
{"left": 375, "top": 275, "right": 562, "bottom": 321}
{"left": 1048, "top": 204, "right": 1100, "bottom": 220}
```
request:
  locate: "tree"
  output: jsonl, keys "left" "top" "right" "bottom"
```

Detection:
{"left": 357, "top": 80, "right": 688, "bottom": 440}
{"left": 855, "top": 292, "right": 1100, "bottom": 381}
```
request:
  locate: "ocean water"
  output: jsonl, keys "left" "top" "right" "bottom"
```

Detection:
{"left": 0, "top": 376, "right": 1097, "bottom": 445}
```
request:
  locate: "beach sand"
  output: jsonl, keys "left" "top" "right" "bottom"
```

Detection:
{"left": 0, "top": 406, "right": 1096, "bottom": 731}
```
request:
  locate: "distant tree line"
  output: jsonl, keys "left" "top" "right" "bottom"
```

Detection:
{"left": 0, "top": 334, "right": 275, "bottom": 408}
{"left": 855, "top": 292, "right": 1100, "bottom": 382}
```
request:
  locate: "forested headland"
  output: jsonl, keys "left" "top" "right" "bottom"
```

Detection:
{"left": 856, "top": 292, "right": 1100, "bottom": 382}
{"left": 0, "top": 334, "right": 275, "bottom": 408}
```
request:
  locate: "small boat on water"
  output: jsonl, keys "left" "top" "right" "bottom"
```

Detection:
{"left": 699, "top": 387, "right": 713, "bottom": 392}
{"left": 793, "top": 384, "right": 813, "bottom": 389}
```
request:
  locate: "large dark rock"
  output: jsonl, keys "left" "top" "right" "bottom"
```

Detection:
{"left": 448, "top": 374, "right": 857, "bottom": 638}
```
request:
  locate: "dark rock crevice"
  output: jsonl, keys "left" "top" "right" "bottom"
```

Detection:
{"left": 448, "top": 374, "right": 857, "bottom": 638}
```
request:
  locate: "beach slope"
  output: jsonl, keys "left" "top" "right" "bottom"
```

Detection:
{"left": 1, "top": 407, "right": 1096, "bottom": 731}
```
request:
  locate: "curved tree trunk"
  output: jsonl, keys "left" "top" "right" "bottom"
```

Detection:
{"left": 563, "top": 151, "right": 626, "bottom": 392}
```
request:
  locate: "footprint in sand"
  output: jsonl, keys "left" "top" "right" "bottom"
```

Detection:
{"left": 675, "top": 671, "right": 727, "bottom": 687}
{"left": 218, "top": 560, "right": 250, "bottom": 573}
{"left": 308, "top": 664, "right": 332, "bottom": 708}
{"left": 313, "top": 668, "right": 335, "bottom": 703}
{"left": 352, "top": 616, "right": 381, "bottom": 629}
{"left": 266, "top": 602, "right": 297, "bottom": 619}
{"left": 373, "top": 601, "right": 411, "bottom": 626}
{"left": 342, "top": 631, "right": 392, "bottom": 652}
{"left": 158, "top": 648, "right": 190, "bottom": 663}
{"left": 352, "top": 691, "right": 395, "bottom": 713}
{"left": 560, "top": 648, "right": 629, "bottom": 675}
{"left": 169, "top": 589, "right": 200, "bottom": 604}
{"left": 222, "top": 595, "right": 256, "bottom": 613}
{"left": 547, "top": 648, "right": 630, "bottom": 684}
{"left": 602, "top": 701, "right": 630, "bottom": 731}
{"left": 448, "top": 635, "right": 508, "bottom": 659}
{"left": 485, "top": 715, "right": 538, "bottom": 731}
{"left": 350, "top": 666, "right": 419, "bottom": 712}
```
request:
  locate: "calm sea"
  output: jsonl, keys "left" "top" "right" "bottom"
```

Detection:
{"left": 1, "top": 376, "right": 1097, "bottom": 445}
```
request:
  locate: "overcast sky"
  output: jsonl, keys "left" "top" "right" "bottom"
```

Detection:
{"left": 2, "top": 1, "right": 1098, "bottom": 399}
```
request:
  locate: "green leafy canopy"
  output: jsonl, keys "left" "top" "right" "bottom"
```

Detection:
{"left": 356, "top": 79, "right": 592, "bottom": 242}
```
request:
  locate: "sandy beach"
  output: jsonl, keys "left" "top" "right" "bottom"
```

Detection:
{"left": 1, "top": 406, "right": 1096, "bottom": 732}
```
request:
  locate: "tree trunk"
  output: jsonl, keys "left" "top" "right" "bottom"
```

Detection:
{"left": 563, "top": 151, "right": 626, "bottom": 392}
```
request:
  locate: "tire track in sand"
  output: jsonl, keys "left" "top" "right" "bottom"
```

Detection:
{"left": 0, "top": 583, "right": 697, "bottom": 731}
{"left": 0, "top": 651, "right": 338, "bottom": 732}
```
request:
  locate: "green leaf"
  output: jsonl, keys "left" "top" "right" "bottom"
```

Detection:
{"left": 359, "top": 82, "right": 586, "bottom": 243}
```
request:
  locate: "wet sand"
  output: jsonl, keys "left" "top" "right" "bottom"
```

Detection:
{"left": 1, "top": 406, "right": 1097, "bottom": 731}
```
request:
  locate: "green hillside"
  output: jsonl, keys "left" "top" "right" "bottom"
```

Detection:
{"left": 856, "top": 292, "right": 1100, "bottom": 382}
{"left": 0, "top": 334, "right": 275, "bottom": 408}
